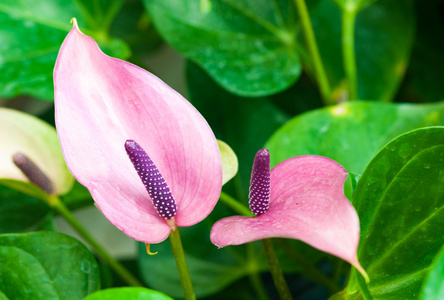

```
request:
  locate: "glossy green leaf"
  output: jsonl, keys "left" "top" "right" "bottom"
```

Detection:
{"left": 0, "top": 232, "right": 100, "bottom": 299}
{"left": 144, "top": 0, "right": 309, "bottom": 97}
{"left": 0, "top": 0, "right": 130, "bottom": 101}
{"left": 0, "top": 108, "right": 73, "bottom": 195}
{"left": 84, "top": 287, "right": 173, "bottom": 300}
{"left": 266, "top": 102, "right": 444, "bottom": 176}
{"left": 0, "top": 184, "right": 49, "bottom": 233}
{"left": 337, "top": 127, "right": 444, "bottom": 299}
{"left": 309, "top": 0, "right": 414, "bottom": 102}
{"left": 218, "top": 140, "right": 238, "bottom": 185}
{"left": 420, "top": 245, "right": 444, "bottom": 300}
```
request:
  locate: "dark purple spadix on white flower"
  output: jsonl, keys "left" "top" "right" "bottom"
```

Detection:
{"left": 125, "top": 140, "right": 177, "bottom": 220}
{"left": 249, "top": 149, "right": 271, "bottom": 216}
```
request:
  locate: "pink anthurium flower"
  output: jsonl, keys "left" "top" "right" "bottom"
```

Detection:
{"left": 54, "top": 19, "right": 222, "bottom": 244}
{"left": 211, "top": 149, "right": 369, "bottom": 281}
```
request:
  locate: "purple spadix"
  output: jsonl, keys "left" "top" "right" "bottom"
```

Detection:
{"left": 125, "top": 140, "right": 177, "bottom": 220}
{"left": 249, "top": 149, "right": 271, "bottom": 216}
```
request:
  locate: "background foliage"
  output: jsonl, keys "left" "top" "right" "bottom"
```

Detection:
{"left": 1, "top": 0, "right": 444, "bottom": 299}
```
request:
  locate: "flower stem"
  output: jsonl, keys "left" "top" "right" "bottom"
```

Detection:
{"left": 247, "top": 243, "right": 270, "bottom": 300}
{"left": 219, "top": 191, "right": 254, "bottom": 217}
{"left": 261, "top": 239, "right": 293, "bottom": 300}
{"left": 341, "top": 7, "right": 358, "bottom": 100}
{"left": 355, "top": 268, "right": 373, "bottom": 300}
{"left": 293, "top": 0, "right": 333, "bottom": 106}
{"left": 48, "top": 195, "right": 143, "bottom": 287}
{"left": 169, "top": 228, "right": 196, "bottom": 300}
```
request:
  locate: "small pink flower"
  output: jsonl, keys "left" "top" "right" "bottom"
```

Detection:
{"left": 54, "top": 19, "right": 222, "bottom": 244}
{"left": 211, "top": 149, "right": 368, "bottom": 280}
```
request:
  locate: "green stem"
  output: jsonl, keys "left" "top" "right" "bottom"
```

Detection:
{"left": 293, "top": 0, "right": 333, "bottom": 106}
{"left": 49, "top": 196, "right": 143, "bottom": 287}
{"left": 341, "top": 7, "right": 358, "bottom": 100}
{"left": 219, "top": 191, "right": 254, "bottom": 217}
{"left": 355, "top": 268, "right": 373, "bottom": 300}
{"left": 247, "top": 243, "right": 270, "bottom": 300}
{"left": 275, "top": 240, "right": 340, "bottom": 294}
{"left": 169, "top": 228, "right": 196, "bottom": 300}
{"left": 261, "top": 239, "right": 292, "bottom": 300}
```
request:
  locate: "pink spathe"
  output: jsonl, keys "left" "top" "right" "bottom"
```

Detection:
{"left": 54, "top": 20, "right": 222, "bottom": 244}
{"left": 211, "top": 155, "right": 368, "bottom": 280}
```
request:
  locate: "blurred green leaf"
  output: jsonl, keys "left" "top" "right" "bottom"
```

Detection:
{"left": 338, "top": 127, "right": 444, "bottom": 298}
{"left": 0, "top": 184, "right": 49, "bottom": 234}
{"left": 266, "top": 102, "right": 444, "bottom": 176}
{"left": 84, "top": 287, "right": 173, "bottom": 300}
{"left": 420, "top": 245, "right": 444, "bottom": 300}
{"left": 60, "top": 180, "right": 93, "bottom": 210}
{"left": 0, "top": 232, "right": 100, "bottom": 299}
{"left": 309, "top": 0, "right": 414, "bottom": 102}
{"left": 0, "top": 108, "right": 73, "bottom": 195}
{"left": 396, "top": 0, "right": 444, "bottom": 103}
{"left": 0, "top": 0, "right": 130, "bottom": 101}
{"left": 218, "top": 140, "right": 238, "bottom": 185}
{"left": 144, "top": 0, "right": 315, "bottom": 97}
{"left": 110, "top": 0, "right": 163, "bottom": 58}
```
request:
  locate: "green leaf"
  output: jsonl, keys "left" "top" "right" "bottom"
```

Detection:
{"left": 218, "top": 140, "right": 238, "bottom": 185}
{"left": 0, "top": 184, "right": 49, "bottom": 233}
{"left": 0, "top": 0, "right": 130, "bottom": 101}
{"left": 0, "top": 232, "right": 100, "bottom": 299}
{"left": 144, "top": 0, "right": 308, "bottom": 97}
{"left": 265, "top": 102, "right": 444, "bottom": 176}
{"left": 309, "top": 0, "right": 414, "bottom": 102}
{"left": 420, "top": 245, "right": 444, "bottom": 300}
{"left": 0, "top": 108, "right": 73, "bottom": 195}
{"left": 84, "top": 287, "right": 173, "bottom": 300}
{"left": 339, "top": 127, "right": 444, "bottom": 299}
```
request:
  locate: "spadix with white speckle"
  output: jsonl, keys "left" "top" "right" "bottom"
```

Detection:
{"left": 249, "top": 149, "right": 270, "bottom": 215}
{"left": 125, "top": 140, "right": 177, "bottom": 219}
{"left": 211, "top": 152, "right": 368, "bottom": 281}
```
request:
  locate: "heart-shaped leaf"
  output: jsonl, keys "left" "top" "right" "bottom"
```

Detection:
{"left": 0, "top": 231, "right": 100, "bottom": 299}
{"left": 335, "top": 127, "right": 444, "bottom": 298}
{"left": 0, "top": 0, "right": 130, "bottom": 101}
{"left": 266, "top": 102, "right": 444, "bottom": 176}
{"left": 144, "top": 0, "right": 322, "bottom": 97}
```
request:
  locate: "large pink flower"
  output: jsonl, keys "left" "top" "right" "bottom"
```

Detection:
{"left": 54, "top": 19, "right": 222, "bottom": 244}
{"left": 211, "top": 149, "right": 368, "bottom": 280}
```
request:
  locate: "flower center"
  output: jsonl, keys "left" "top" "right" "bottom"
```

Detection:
{"left": 249, "top": 148, "right": 270, "bottom": 216}
{"left": 125, "top": 140, "right": 177, "bottom": 219}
